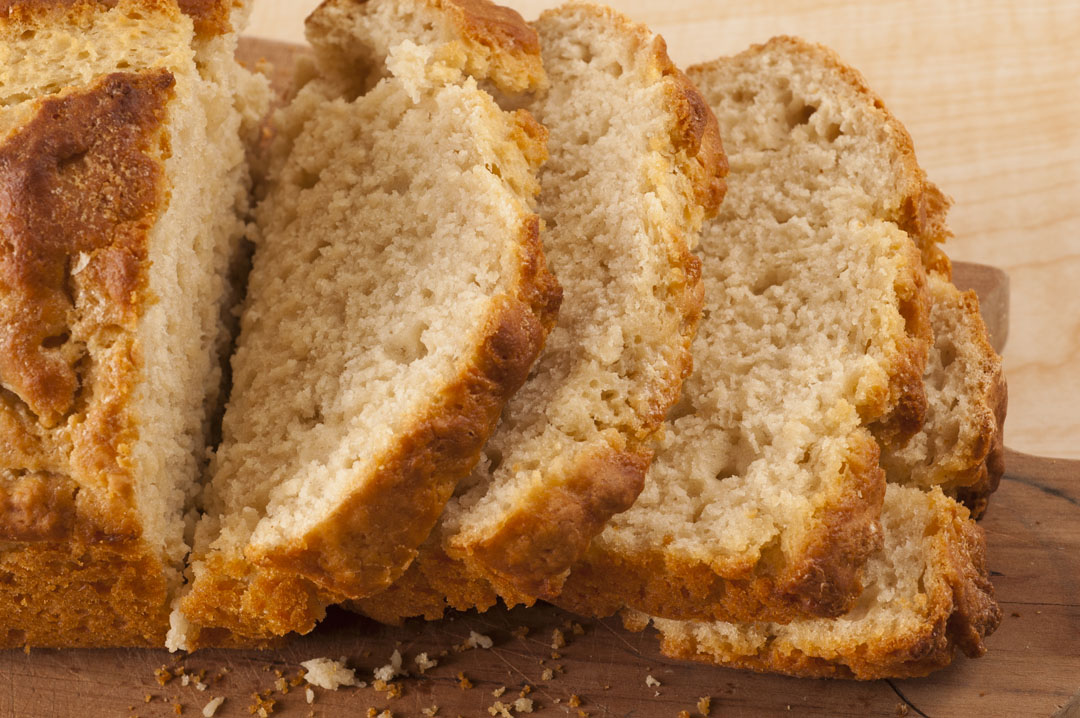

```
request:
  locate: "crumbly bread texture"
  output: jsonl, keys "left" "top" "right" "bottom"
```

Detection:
{"left": 355, "top": 267, "right": 1008, "bottom": 630}
{"left": 552, "top": 35, "right": 940, "bottom": 624}
{"left": 173, "top": 0, "right": 559, "bottom": 648}
{"left": 436, "top": 1, "right": 724, "bottom": 598}
{"left": 877, "top": 273, "right": 1006, "bottom": 517}
{"left": 640, "top": 483, "right": 1002, "bottom": 679}
{"left": 0, "top": 0, "right": 266, "bottom": 647}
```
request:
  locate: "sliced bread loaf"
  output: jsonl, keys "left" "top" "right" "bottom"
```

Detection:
{"left": 639, "top": 482, "right": 1001, "bottom": 679}
{"left": 434, "top": 1, "right": 725, "bottom": 599}
{"left": 0, "top": 0, "right": 266, "bottom": 647}
{"left": 171, "top": 0, "right": 560, "bottom": 648}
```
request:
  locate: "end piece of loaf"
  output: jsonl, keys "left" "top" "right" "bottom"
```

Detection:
{"left": 0, "top": 0, "right": 266, "bottom": 647}
{"left": 641, "top": 483, "right": 1002, "bottom": 679}
{"left": 172, "top": 0, "right": 559, "bottom": 648}
{"left": 877, "top": 273, "right": 1006, "bottom": 517}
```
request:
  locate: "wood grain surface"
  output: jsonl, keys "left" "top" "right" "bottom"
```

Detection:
{"left": 246, "top": 0, "right": 1080, "bottom": 461}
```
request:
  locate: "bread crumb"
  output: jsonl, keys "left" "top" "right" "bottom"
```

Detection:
{"left": 698, "top": 696, "right": 712, "bottom": 715}
{"left": 155, "top": 667, "right": 175, "bottom": 686}
{"left": 304, "top": 687, "right": 314, "bottom": 704}
{"left": 895, "top": 705, "right": 910, "bottom": 717}
{"left": 195, "top": 681, "right": 207, "bottom": 692}
{"left": 513, "top": 697, "right": 533, "bottom": 713}
{"left": 457, "top": 672, "right": 473, "bottom": 690}
{"left": 677, "top": 712, "right": 691, "bottom": 718}
{"left": 201, "top": 697, "right": 224, "bottom": 718}
{"left": 551, "top": 629, "right": 565, "bottom": 650}
{"left": 568, "top": 694, "right": 581, "bottom": 707}
{"left": 492, "top": 686, "right": 506, "bottom": 698}
{"left": 519, "top": 685, "right": 532, "bottom": 697}
{"left": 415, "top": 652, "right": 438, "bottom": 674}
{"left": 550, "top": 651, "right": 561, "bottom": 660}
{"left": 181, "top": 675, "right": 191, "bottom": 687}
{"left": 145, "top": 695, "right": 153, "bottom": 703}
{"left": 249, "top": 691, "right": 276, "bottom": 716}
{"left": 373, "top": 680, "right": 402, "bottom": 699}
{"left": 487, "top": 701, "right": 512, "bottom": 717}
{"left": 421, "top": 706, "right": 439, "bottom": 717}
{"left": 374, "top": 650, "right": 404, "bottom": 682}
{"left": 465, "top": 631, "right": 493, "bottom": 650}
{"left": 173, "top": 704, "right": 182, "bottom": 715}
{"left": 510, "top": 626, "right": 529, "bottom": 640}
{"left": 645, "top": 675, "right": 661, "bottom": 688}
{"left": 540, "top": 669, "right": 553, "bottom": 681}
{"left": 301, "top": 658, "right": 358, "bottom": 690}
{"left": 570, "top": 622, "right": 585, "bottom": 636}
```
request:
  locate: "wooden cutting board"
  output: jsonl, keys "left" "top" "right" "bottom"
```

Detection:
{"left": 1, "top": 40, "right": 1076, "bottom": 718}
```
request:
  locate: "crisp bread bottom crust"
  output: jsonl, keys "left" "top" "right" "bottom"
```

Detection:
{"left": 648, "top": 492, "right": 1001, "bottom": 680}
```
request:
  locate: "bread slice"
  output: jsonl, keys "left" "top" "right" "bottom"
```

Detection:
{"left": 353, "top": 2, "right": 725, "bottom": 617}
{"left": 877, "top": 272, "right": 1006, "bottom": 517}
{"left": 0, "top": 0, "right": 267, "bottom": 647}
{"left": 171, "top": 0, "right": 560, "bottom": 648}
{"left": 550, "top": 35, "right": 942, "bottom": 625}
{"left": 639, "top": 482, "right": 1001, "bottom": 679}
{"left": 433, "top": 1, "right": 725, "bottom": 599}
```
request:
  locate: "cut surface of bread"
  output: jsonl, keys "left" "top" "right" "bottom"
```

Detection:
{"left": 354, "top": 1, "right": 725, "bottom": 616}
{"left": 435, "top": 1, "right": 725, "bottom": 599}
{"left": 0, "top": 0, "right": 266, "bottom": 647}
{"left": 552, "top": 35, "right": 941, "bottom": 624}
{"left": 877, "top": 273, "right": 1006, "bottom": 517}
{"left": 639, "top": 483, "right": 1002, "bottom": 679}
{"left": 173, "top": 0, "right": 559, "bottom": 648}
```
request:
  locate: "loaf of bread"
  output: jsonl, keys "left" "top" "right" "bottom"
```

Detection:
{"left": 639, "top": 482, "right": 1002, "bottom": 679}
{"left": 0, "top": 0, "right": 267, "bottom": 647}
{"left": 170, "top": 0, "right": 560, "bottom": 648}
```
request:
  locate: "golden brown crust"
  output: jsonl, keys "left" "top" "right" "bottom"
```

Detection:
{"left": 180, "top": 212, "right": 561, "bottom": 646}
{"left": 0, "top": 70, "right": 176, "bottom": 647}
{"left": 555, "top": 433, "right": 886, "bottom": 623}
{"left": 0, "top": 69, "right": 174, "bottom": 427}
{"left": 453, "top": 445, "right": 653, "bottom": 598}
{"left": 0, "top": 0, "right": 236, "bottom": 36}
{"left": 0, "top": 539, "right": 170, "bottom": 648}
{"left": 652, "top": 495, "right": 1001, "bottom": 680}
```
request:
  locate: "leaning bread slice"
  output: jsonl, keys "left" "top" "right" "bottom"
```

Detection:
{"left": 172, "top": 0, "right": 559, "bottom": 648}
{"left": 0, "top": 0, "right": 266, "bottom": 647}
{"left": 877, "top": 272, "right": 1006, "bottom": 517}
{"left": 639, "top": 483, "right": 1001, "bottom": 679}
{"left": 432, "top": 1, "right": 724, "bottom": 600}
{"left": 552, "top": 35, "right": 938, "bottom": 624}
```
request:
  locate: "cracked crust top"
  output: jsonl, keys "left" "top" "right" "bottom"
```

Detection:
{"left": 0, "top": 69, "right": 176, "bottom": 647}
{"left": 0, "top": 0, "right": 240, "bottom": 36}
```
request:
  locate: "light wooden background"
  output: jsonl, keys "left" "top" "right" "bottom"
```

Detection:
{"left": 247, "top": 0, "right": 1080, "bottom": 460}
